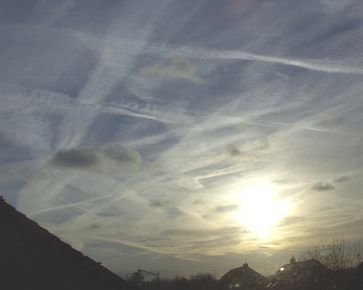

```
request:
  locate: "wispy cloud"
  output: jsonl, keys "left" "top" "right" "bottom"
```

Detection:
{"left": 146, "top": 43, "right": 363, "bottom": 75}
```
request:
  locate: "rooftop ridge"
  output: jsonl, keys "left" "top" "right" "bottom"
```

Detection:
{"left": 0, "top": 197, "right": 132, "bottom": 290}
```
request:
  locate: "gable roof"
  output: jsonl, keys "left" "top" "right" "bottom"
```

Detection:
{"left": 219, "top": 263, "right": 267, "bottom": 289}
{"left": 267, "top": 258, "right": 333, "bottom": 290}
{"left": 356, "top": 262, "right": 363, "bottom": 273}
{"left": 355, "top": 262, "right": 363, "bottom": 282}
{"left": 0, "top": 196, "right": 133, "bottom": 290}
{"left": 275, "top": 258, "right": 330, "bottom": 276}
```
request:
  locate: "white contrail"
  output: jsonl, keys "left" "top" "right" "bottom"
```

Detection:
{"left": 147, "top": 43, "right": 363, "bottom": 75}
{"left": 4, "top": 23, "right": 363, "bottom": 76}
{"left": 69, "top": 30, "right": 363, "bottom": 76}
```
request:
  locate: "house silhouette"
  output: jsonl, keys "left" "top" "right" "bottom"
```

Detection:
{"left": 266, "top": 257, "right": 333, "bottom": 290}
{"left": 219, "top": 258, "right": 363, "bottom": 290}
{"left": 218, "top": 262, "right": 267, "bottom": 290}
{"left": 0, "top": 196, "right": 133, "bottom": 290}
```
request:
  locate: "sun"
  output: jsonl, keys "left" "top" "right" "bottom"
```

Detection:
{"left": 236, "top": 181, "right": 289, "bottom": 239}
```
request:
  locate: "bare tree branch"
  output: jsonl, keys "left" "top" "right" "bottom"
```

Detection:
{"left": 299, "top": 237, "right": 362, "bottom": 270}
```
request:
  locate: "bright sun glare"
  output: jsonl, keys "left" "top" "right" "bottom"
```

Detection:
{"left": 236, "top": 182, "right": 289, "bottom": 239}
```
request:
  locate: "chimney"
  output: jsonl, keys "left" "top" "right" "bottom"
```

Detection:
{"left": 243, "top": 263, "right": 248, "bottom": 268}
{"left": 290, "top": 257, "right": 296, "bottom": 264}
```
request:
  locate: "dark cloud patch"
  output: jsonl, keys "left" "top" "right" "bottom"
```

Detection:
{"left": 193, "top": 199, "right": 206, "bottom": 205}
{"left": 215, "top": 204, "right": 239, "bottom": 213}
{"left": 102, "top": 143, "right": 142, "bottom": 167}
{"left": 334, "top": 175, "right": 351, "bottom": 183}
{"left": 52, "top": 148, "right": 99, "bottom": 168}
{"left": 311, "top": 182, "right": 336, "bottom": 192}
{"left": 88, "top": 223, "right": 101, "bottom": 230}
{"left": 52, "top": 144, "right": 142, "bottom": 170}
{"left": 226, "top": 138, "right": 270, "bottom": 159}
{"left": 226, "top": 144, "right": 245, "bottom": 157}
{"left": 149, "top": 199, "right": 172, "bottom": 208}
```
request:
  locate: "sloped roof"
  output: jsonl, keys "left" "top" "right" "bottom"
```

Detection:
{"left": 356, "top": 262, "right": 363, "bottom": 273}
{"left": 0, "top": 196, "right": 133, "bottom": 290}
{"left": 355, "top": 262, "right": 363, "bottom": 283}
{"left": 267, "top": 258, "right": 333, "bottom": 290}
{"left": 274, "top": 258, "right": 330, "bottom": 277}
{"left": 219, "top": 263, "right": 267, "bottom": 289}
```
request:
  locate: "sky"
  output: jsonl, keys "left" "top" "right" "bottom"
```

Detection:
{"left": 1, "top": 0, "right": 363, "bottom": 278}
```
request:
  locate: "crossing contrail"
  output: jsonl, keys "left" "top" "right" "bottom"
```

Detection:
{"left": 69, "top": 28, "right": 363, "bottom": 76}
{"left": 147, "top": 42, "right": 363, "bottom": 75}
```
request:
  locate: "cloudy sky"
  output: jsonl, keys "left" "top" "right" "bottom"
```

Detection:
{"left": 1, "top": 0, "right": 363, "bottom": 277}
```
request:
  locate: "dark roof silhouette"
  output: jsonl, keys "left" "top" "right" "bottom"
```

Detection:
{"left": 0, "top": 196, "right": 133, "bottom": 290}
{"left": 356, "top": 261, "right": 363, "bottom": 273}
{"left": 219, "top": 263, "right": 267, "bottom": 290}
{"left": 354, "top": 262, "right": 363, "bottom": 286}
{"left": 266, "top": 258, "right": 333, "bottom": 290}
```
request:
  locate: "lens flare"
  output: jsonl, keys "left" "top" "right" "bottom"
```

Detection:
{"left": 236, "top": 182, "right": 289, "bottom": 239}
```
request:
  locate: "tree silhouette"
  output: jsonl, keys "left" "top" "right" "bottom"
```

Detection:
{"left": 300, "top": 237, "right": 362, "bottom": 270}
